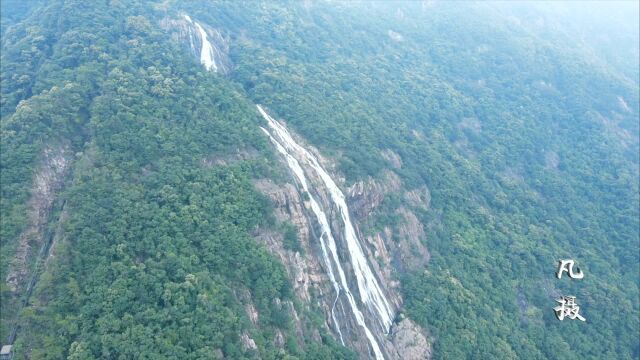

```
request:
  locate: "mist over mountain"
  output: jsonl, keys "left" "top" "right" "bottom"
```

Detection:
{"left": 1, "top": 1, "right": 638, "bottom": 359}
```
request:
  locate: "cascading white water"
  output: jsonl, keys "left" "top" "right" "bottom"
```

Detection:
{"left": 258, "top": 127, "right": 347, "bottom": 346}
{"left": 183, "top": 15, "right": 218, "bottom": 72}
{"left": 183, "top": 15, "right": 197, "bottom": 53}
{"left": 258, "top": 105, "right": 394, "bottom": 360}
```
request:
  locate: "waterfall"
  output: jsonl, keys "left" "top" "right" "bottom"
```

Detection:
{"left": 258, "top": 105, "right": 394, "bottom": 360}
{"left": 183, "top": 15, "right": 218, "bottom": 72}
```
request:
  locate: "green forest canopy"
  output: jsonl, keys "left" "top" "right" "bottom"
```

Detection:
{"left": 1, "top": 1, "right": 638, "bottom": 359}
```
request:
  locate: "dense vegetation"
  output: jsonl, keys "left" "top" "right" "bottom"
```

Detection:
{"left": 185, "top": 1, "right": 639, "bottom": 358}
{"left": 1, "top": 1, "right": 353, "bottom": 358}
{"left": 1, "top": 1, "right": 638, "bottom": 359}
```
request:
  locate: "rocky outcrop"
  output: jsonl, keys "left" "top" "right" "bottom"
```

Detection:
{"left": 241, "top": 332, "right": 258, "bottom": 351}
{"left": 201, "top": 147, "right": 260, "bottom": 168}
{"left": 245, "top": 302, "right": 259, "bottom": 326}
{"left": 390, "top": 318, "right": 432, "bottom": 360}
{"left": 6, "top": 145, "right": 70, "bottom": 293}
{"left": 347, "top": 170, "right": 401, "bottom": 219}
{"left": 235, "top": 283, "right": 315, "bottom": 354}
{"left": 254, "top": 181, "right": 312, "bottom": 285}
{"left": 393, "top": 208, "right": 430, "bottom": 270}
{"left": 346, "top": 170, "right": 430, "bottom": 274}
{"left": 362, "top": 207, "right": 430, "bottom": 284}
{"left": 253, "top": 178, "right": 349, "bottom": 353}
{"left": 381, "top": 149, "right": 403, "bottom": 169}
{"left": 253, "top": 178, "right": 330, "bottom": 304}
{"left": 404, "top": 186, "right": 431, "bottom": 210}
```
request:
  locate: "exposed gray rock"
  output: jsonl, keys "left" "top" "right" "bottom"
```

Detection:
{"left": 381, "top": 149, "right": 403, "bottom": 169}
{"left": 404, "top": 186, "right": 431, "bottom": 210}
{"left": 347, "top": 170, "right": 401, "bottom": 219}
{"left": 245, "top": 302, "right": 259, "bottom": 326}
{"left": 252, "top": 178, "right": 328, "bottom": 311}
{"left": 274, "top": 329, "right": 286, "bottom": 348}
{"left": 6, "top": 145, "right": 70, "bottom": 293}
{"left": 201, "top": 147, "right": 260, "bottom": 167}
{"left": 395, "top": 207, "right": 431, "bottom": 270}
{"left": 391, "top": 318, "right": 432, "bottom": 360}
{"left": 240, "top": 332, "right": 258, "bottom": 351}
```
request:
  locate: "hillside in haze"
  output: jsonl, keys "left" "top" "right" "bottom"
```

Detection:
{"left": 1, "top": 1, "right": 638, "bottom": 359}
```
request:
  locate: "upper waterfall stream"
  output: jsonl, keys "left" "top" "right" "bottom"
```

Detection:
{"left": 257, "top": 105, "right": 394, "bottom": 360}
{"left": 183, "top": 15, "right": 218, "bottom": 72}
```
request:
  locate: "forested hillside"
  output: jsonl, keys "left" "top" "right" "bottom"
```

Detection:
{"left": 1, "top": 1, "right": 638, "bottom": 359}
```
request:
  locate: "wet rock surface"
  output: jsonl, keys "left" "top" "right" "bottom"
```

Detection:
{"left": 249, "top": 107, "right": 433, "bottom": 359}
{"left": 255, "top": 158, "right": 432, "bottom": 358}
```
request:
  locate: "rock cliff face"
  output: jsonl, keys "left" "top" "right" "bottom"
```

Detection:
{"left": 4, "top": 145, "right": 71, "bottom": 342}
{"left": 6, "top": 145, "right": 70, "bottom": 294}
{"left": 404, "top": 186, "right": 431, "bottom": 209}
{"left": 254, "top": 111, "right": 432, "bottom": 359}
{"left": 253, "top": 179, "right": 327, "bottom": 305}
{"left": 347, "top": 170, "right": 431, "bottom": 275}
{"left": 347, "top": 170, "right": 402, "bottom": 219}
{"left": 390, "top": 318, "right": 432, "bottom": 360}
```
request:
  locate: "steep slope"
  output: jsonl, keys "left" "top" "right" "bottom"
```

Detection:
{"left": 1, "top": 1, "right": 352, "bottom": 359}
{"left": 257, "top": 105, "right": 427, "bottom": 359}
{"left": 173, "top": 1, "right": 638, "bottom": 359}
{"left": 1, "top": 1, "right": 638, "bottom": 360}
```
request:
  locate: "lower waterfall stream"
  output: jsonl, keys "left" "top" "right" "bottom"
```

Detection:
{"left": 257, "top": 105, "right": 393, "bottom": 360}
